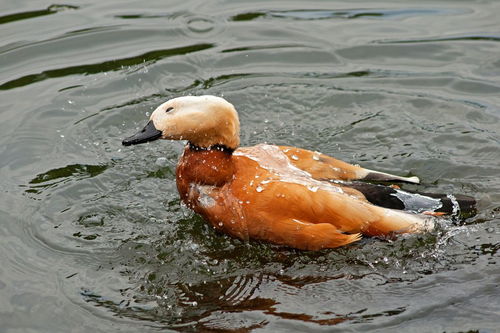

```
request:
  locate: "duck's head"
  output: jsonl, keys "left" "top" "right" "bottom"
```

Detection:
{"left": 122, "top": 95, "right": 240, "bottom": 150}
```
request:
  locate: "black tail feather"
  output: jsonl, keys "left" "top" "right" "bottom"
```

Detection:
{"left": 344, "top": 182, "right": 476, "bottom": 217}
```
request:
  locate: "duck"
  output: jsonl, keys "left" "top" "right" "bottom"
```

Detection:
{"left": 122, "top": 95, "right": 476, "bottom": 250}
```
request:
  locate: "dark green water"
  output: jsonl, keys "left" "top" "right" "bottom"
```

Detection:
{"left": 1, "top": 1, "right": 499, "bottom": 332}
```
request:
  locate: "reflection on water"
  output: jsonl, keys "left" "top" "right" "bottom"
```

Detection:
{"left": 28, "top": 164, "right": 107, "bottom": 185}
{"left": 0, "top": 0, "right": 499, "bottom": 332}
{"left": 0, "top": 4, "right": 78, "bottom": 25}
{"left": 231, "top": 7, "right": 463, "bottom": 21}
{"left": 0, "top": 43, "right": 214, "bottom": 90}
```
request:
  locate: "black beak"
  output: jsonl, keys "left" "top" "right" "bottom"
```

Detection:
{"left": 122, "top": 120, "right": 162, "bottom": 146}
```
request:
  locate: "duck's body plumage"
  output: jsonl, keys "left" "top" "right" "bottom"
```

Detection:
{"left": 177, "top": 143, "right": 432, "bottom": 250}
{"left": 123, "top": 95, "right": 476, "bottom": 250}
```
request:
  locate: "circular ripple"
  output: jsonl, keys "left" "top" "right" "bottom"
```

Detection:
{"left": 178, "top": 14, "right": 224, "bottom": 38}
{"left": 187, "top": 17, "right": 215, "bottom": 33}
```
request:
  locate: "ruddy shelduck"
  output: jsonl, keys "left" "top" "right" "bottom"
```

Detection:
{"left": 123, "top": 95, "right": 475, "bottom": 250}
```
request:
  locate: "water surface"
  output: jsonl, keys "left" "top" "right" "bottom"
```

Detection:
{"left": 1, "top": 0, "right": 499, "bottom": 332}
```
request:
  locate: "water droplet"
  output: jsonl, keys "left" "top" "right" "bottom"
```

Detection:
{"left": 312, "top": 151, "right": 321, "bottom": 161}
{"left": 447, "top": 194, "right": 460, "bottom": 215}
{"left": 155, "top": 157, "right": 168, "bottom": 167}
{"left": 218, "top": 222, "right": 223, "bottom": 227}
{"left": 307, "top": 185, "right": 319, "bottom": 192}
{"left": 256, "top": 186, "right": 263, "bottom": 193}
{"left": 291, "top": 155, "right": 299, "bottom": 160}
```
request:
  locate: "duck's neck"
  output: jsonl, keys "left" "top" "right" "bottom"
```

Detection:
{"left": 176, "top": 143, "right": 235, "bottom": 199}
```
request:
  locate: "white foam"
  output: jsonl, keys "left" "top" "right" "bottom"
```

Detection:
{"left": 234, "top": 144, "right": 344, "bottom": 194}
{"left": 190, "top": 184, "right": 216, "bottom": 208}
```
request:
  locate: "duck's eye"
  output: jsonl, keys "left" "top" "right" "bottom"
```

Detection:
{"left": 166, "top": 107, "right": 174, "bottom": 112}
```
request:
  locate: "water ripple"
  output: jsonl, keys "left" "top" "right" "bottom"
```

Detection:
{"left": 0, "top": 43, "right": 214, "bottom": 90}
{"left": 378, "top": 35, "right": 500, "bottom": 44}
{"left": 231, "top": 8, "right": 464, "bottom": 21}
{"left": 0, "top": 4, "right": 78, "bottom": 25}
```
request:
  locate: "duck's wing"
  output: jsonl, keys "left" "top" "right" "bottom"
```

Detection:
{"left": 277, "top": 146, "right": 476, "bottom": 216}
{"left": 276, "top": 146, "right": 476, "bottom": 217}
{"left": 243, "top": 181, "right": 434, "bottom": 250}
{"left": 278, "top": 146, "right": 419, "bottom": 184}
{"left": 222, "top": 161, "right": 433, "bottom": 249}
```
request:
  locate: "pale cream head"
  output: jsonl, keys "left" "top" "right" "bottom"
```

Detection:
{"left": 149, "top": 95, "right": 240, "bottom": 149}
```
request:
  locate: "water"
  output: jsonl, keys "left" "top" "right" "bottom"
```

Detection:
{"left": 1, "top": 0, "right": 499, "bottom": 331}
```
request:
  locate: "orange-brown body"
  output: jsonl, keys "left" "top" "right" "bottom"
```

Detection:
{"left": 177, "top": 144, "right": 430, "bottom": 250}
